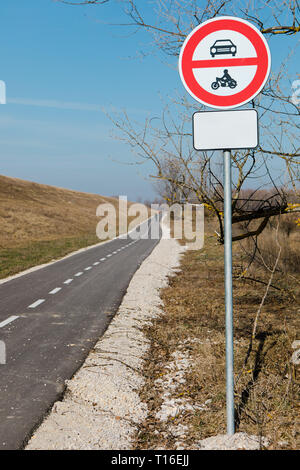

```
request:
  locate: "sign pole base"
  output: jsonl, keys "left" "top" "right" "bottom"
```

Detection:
{"left": 223, "top": 149, "right": 235, "bottom": 435}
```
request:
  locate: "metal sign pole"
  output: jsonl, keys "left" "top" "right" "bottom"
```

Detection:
{"left": 179, "top": 17, "right": 269, "bottom": 437}
{"left": 223, "top": 149, "right": 235, "bottom": 435}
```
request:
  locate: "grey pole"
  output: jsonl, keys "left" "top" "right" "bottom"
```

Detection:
{"left": 223, "top": 149, "right": 235, "bottom": 435}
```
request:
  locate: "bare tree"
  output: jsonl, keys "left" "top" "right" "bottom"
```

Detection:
{"left": 59, "top": 0, "right": 300, "bottom": 40}
{"left": 60, "top": 0, "right": 300, "bottom": 244}
{"left": 57, "top": 0, "right": 109, "bottom": 5}
{"left": 119, "top": 0, "right": 300, "bottom": 57}
{"left": 106, "top": 90, "right": 299, "bottom": 244}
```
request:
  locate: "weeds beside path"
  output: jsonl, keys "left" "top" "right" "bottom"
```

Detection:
{"left": 134, "top": 225, "right": 299, "bottom": 450}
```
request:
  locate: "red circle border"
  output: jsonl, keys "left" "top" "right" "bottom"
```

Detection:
{"left": 179, "top": 18, "right": 270, "bottom": 108}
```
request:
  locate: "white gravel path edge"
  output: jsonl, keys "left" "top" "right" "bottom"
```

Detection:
{"left": 25, "top": 220, "right": 268, "bottom": 451}
{"left": 26, "top": 222, "right": 185, "bottom": 450}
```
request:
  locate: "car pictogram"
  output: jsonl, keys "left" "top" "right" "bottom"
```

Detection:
{"left": 210, "top": 39, "right": 237, "bottom": 57}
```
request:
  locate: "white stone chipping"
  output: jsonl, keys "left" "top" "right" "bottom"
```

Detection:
{"left": 26, "top": 220, "right": 269, "bottom": 450}
{"left": 195, "top": 432, "right": 269, "bottom": 450}
{"left": 26, "top": 222, "right": 184, "bottom": 450}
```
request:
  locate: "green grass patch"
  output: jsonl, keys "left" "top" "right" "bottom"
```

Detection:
{"left": 0, "top": 233, "right": 99, "bottom": 279}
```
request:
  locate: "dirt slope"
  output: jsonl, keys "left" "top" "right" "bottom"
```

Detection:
{"left": 0, "top": 174, "right": 135, "bottom": 278}
{"left": 0, "top": 174, "right": 122, "bottom": 247}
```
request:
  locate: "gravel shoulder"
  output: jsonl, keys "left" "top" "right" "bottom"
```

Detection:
{"left": 26, "top": 220, "right": 271, "bottom": 451}
{"left": 26, "top": 221, "right": 184, "bottom": 450}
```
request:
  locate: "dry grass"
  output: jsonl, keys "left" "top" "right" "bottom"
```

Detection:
{"left": 134, "top": 219, "right": 299, "bottom": 450}
{"left": 246, "top": 215, "right": 300, "bottom": 276}
{"left": 0, "top": 174, "right": 143, "bottom": 278}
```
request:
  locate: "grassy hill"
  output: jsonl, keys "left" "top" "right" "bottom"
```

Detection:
{"left": 0, "top": 175, "right": 137, "bottom": 279}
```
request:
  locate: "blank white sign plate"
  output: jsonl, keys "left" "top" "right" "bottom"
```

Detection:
{"left": 193, "top": 109, "right": 258, "bottom": 150}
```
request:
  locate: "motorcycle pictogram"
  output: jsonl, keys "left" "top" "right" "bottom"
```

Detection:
{"left": 211, "top": 70, "right": 237, "bottom": 90}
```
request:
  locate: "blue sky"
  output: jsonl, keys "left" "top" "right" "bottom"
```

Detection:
{"left": 0, "top": 0, "right": 175, "bottom": 200}
{"left": 0, "top": 1, "right": 298, "bottom": 200}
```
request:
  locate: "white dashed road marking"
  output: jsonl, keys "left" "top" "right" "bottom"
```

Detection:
{"left": 49, "top": 288, "right": 62, "bottom": 295}
{"left": 22, "top": 225, "right": 149, "bottom": 313}
{"left": 0, "top": 316, "right": 19, "bottom": 328}
{"left": 28, "top": 299, "right": 45, "bottom": 309}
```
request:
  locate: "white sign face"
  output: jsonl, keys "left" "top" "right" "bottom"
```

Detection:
{"left": 179, "top": 16, "right": 271, "bottom": 109}
{"left": 193, "top": 109, "right": 258, "bottom": 150}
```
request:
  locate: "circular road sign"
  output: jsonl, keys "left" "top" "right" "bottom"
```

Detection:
{"left": 178, "top": 16, "right": 271, "bottom": 109}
